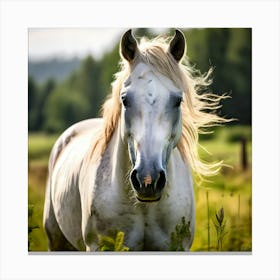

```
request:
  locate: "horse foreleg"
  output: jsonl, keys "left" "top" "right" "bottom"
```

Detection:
{"left": 85, "top": 243, "right": 99, "bottom": 251}
{"left": 43, "top": 179, "right": 78, "bottom": 251}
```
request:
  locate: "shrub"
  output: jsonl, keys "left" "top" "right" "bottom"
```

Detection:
{"left": 98, "top": 230, "right": 129, "bottom": 251}
{"left": 169, "top": 217, "right": 191, "bottom": 251}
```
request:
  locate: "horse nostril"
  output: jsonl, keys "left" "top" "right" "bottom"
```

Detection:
{"left": 130, "top": 169, "right": 141, "bottom": 191}
{"left": 156, "top": 170, "right": 166, "bottom": 191}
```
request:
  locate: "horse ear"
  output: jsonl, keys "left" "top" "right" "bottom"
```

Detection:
{"left": 120, "top": 29, "right": 138, "bottom": 62}
{"left": 169, "top": 29, "right": 186, "bottom": 62}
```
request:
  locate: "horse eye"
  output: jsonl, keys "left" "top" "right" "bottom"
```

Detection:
{"left": 121, "top": 95, "right": 130, "bottom": 108}
{"left": 174, "top": 97, "right": 182, "bottom": 107}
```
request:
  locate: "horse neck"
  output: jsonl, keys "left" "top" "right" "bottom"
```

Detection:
{"left": 110, "top": 121, "right": 131, "bottom": 185}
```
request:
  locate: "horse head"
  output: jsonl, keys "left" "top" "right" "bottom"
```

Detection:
{"left": 119, "top": 29, "right": 186, "bottom": 202}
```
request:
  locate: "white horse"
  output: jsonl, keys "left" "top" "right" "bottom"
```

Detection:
{"left": 43, "top": 29, "right": 225, "bottom": 251}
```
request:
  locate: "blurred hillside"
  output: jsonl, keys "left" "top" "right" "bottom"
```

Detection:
{"left": 28, "top": 28, "right": 251, "bottom": 133}
{"left": 29, "top": 57, "right": 82, "bottom": 84}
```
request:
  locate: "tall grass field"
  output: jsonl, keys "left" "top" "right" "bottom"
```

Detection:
{"left": 28, "top": 125, "right": 251, "bottom": 252}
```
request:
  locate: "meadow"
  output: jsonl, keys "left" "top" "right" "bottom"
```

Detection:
{"left": 28, "top": 125, "right": 251, "bottom": 252}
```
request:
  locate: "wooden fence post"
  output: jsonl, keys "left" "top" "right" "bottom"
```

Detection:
{"left": 240, "top": 137, "right": 248, "bottom": 171}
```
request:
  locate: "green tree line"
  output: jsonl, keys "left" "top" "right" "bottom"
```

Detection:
{"left": 28, "top": 28, "right": 251, "bottom": 133}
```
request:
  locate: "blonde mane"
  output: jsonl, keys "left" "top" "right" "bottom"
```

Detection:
{"left": 89, "top": 35, "right": 228, "bottom": 177}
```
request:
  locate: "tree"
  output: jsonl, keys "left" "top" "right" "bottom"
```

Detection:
{"left": 184, "top": 28, "right": 251, "bottom": 124}
{"left": 28, "top": 76, "right": 39, "bottom": 131}
{"left": 43, "top": 86, "right": 90, "bottom": 133}
{"left": 43, "top": 56, "right": 105, "bottom": 133}
{"left": 36, "top": 79, "right": 56, "bottom": 130}
{"left": 77, "top": 56, "right": 104, "bottom": 118}
{"left": 30, "top": 28, "right": 252, "bottom": 133}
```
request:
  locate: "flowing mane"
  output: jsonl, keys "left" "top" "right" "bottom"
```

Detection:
{"left": 89, "top": 34, "right": 227, "bottom": 177}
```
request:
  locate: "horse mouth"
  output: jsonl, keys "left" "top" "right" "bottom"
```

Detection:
{"left": 136, "top": 196, "right": 161, "bottom": 203}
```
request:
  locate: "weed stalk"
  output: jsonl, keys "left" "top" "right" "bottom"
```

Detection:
{"left": 213, "top": 207, "right": 228, "bottom": 251}
{"left": 206, "top": 190, "right": 210, "bottom": 251}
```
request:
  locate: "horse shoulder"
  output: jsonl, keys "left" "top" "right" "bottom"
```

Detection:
{"left": 145, "top": 148, "right": 195, "bottom": 250}
{"left": 48, "top": 118, "right": 103, "bottom": 172}
{"left": 141, "top": 148, "right": 194, "bottom": 251}
{"left": 166, "top": 148, "right": 194, "bottom": 212}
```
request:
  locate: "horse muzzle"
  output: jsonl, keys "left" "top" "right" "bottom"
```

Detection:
{"left": 130, "top": 168, "right": 166, "bottom": 202}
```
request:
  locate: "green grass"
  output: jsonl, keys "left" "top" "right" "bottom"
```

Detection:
{"left": 28, "top": 133, "right": 58, "bottom": 251}
{"left": 28, "top": 133, "right": 58, "bottom": 164}
{"left": 191, "top": 128, "right": 252, "bottom": 251}
{"left": 28, "top": 125, "right": 252, "bottom": 252}
{"left": 191, "top": 177, "right": 251, "bottom": 251}
{"left": 28, "top": 184, "right": 48, "bottom": 251}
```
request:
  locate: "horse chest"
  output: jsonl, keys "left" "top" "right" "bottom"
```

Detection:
{"left": 84, "top": 147, "right": 194, "bottom": 251}
{"left": 90, "top": 193, "right": 173, "bottom": 251}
